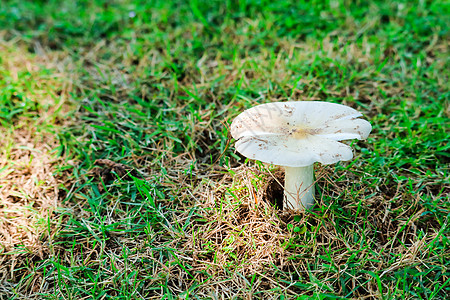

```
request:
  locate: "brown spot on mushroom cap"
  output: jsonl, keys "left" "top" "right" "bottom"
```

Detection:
{"left": 283, "top": 105, "right": 295, "bottom": 117}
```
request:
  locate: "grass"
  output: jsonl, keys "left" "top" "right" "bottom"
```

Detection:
{"left": 0, "top": 0, "right": 449, "bottom": 298}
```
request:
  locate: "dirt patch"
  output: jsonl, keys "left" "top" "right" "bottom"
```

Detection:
{"left": 262, "top": 170, "right": 284, "bottom": 209}
{"left": 90, "top": 159, "right": 144, "bottom": 192}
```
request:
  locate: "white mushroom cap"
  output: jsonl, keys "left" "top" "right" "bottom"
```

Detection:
{"left": 231, "top": 101, "right": 372, "bottom": 167}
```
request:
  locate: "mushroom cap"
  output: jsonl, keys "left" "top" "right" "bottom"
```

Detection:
{"left": 231, "top": 101, "right": 372, "bottom": 167}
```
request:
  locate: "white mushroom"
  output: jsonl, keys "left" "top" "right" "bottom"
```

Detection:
{"left": 230, "top": 101, "right": 372, "bottom": 210}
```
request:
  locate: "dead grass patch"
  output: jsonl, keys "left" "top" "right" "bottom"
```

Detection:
{"left": 0, "top": 39, "right": 72, "bottom": 296}
{"left": 145, "top": 160, "right": 446, "bottom": 298}
{"left": 0, "top": 128, "right": 62, "bottom": 254}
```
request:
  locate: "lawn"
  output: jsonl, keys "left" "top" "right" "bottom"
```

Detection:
{"left": 0, "top": 0, "right": 449, "bottom": 299}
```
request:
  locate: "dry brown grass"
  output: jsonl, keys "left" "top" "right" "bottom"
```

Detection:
{"left": 0, "top": 39, "right": 73, "bottom": 296}
{"left": 0, "top": 128, "right": 61, "bottom": 254}
{"left": 159, "top": 161, "right": 445, "bottom": 298}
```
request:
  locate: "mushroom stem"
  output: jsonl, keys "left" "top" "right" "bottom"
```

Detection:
{"left": 284, "top": 165, "right": 315, "bottom": 210}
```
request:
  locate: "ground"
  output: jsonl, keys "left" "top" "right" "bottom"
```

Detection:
{"left": 0, "top": 0, "right": 449, "bottom": 299}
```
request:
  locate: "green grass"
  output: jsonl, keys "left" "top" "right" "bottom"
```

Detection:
{"left": 0, "top": 0, "right": 449, "bottom": 299}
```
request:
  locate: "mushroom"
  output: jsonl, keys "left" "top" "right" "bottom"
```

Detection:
{"left": 230, "top": 101, "right": 372, "bottom": 210}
